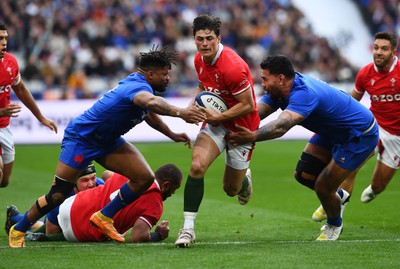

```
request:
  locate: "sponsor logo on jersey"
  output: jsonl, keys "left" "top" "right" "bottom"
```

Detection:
{"left": 371, "top": 93, "right": 400, "bottom": 102}
{"left": 0, "top": 84, "right": 12, "bottom": 93}
{"left": 204, "top": 86, "right": 229, "bottom": 95}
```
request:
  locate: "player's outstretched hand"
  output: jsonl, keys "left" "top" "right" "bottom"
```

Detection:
{"left": 226, "top": 124, "right": 257, "bottom": 146}
{"left": 40, "top": 117, "right": 58, "bottom": 133}
{"left": 179, "top": 106, "right": 206, "bottom": 125}
{"left": 155, "top": 220, "right": 169, "bottom": 241}
{"left": 170, "top": 132, "right": 192, "bottom": 148}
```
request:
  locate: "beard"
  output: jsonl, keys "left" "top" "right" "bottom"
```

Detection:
{"left": 374, "top": 56, "right": 390, "bottom": 69}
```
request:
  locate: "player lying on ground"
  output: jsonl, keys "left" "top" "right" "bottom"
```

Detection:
{"left": 58, "top": 164, "right": 181, "bottom": 243}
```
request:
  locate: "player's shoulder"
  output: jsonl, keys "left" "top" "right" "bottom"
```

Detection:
{"left": 362, "top": 62, "right": 375, "bottom": 70}
{"left": 356, "top": 62, "right": 375, "bottom": 83}
{"left": 220, "top": 46, "right": 246, "bottom": 66}
{"left": 2, "top": 52, "right": 18, "bottom": 66}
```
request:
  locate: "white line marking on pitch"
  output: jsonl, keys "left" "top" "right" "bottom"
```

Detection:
{"left": 1, "top": 238, "right": 399, "bottom": 249}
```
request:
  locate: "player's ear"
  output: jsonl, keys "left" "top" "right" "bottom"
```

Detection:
{"left": 160, "top": 181, "right": 171, "bottom": 192}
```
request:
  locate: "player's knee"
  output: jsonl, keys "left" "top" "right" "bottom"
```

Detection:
{"left": 190, "top": 159, "right": 207, "bottom": 177}
{"left": 294, "top": 152, "right": 327, "bottom": 190}
{"left": 36, "top": 176, "right": 75, "bottom": 215}
{"left": 49, "top": 192, "right": 67, "bottom": 206}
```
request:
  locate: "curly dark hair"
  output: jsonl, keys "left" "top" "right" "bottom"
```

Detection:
{"left": 192, "top": 14, "right": 221, "bottom": 36}
{"left": 138, "top": 45, "right": 179, "bottom": 71}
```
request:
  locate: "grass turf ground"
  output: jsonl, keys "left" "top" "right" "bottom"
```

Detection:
{"left": 0, "top": 141, "right": 399, "bottom": 269}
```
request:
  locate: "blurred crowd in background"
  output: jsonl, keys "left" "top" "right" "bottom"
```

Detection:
{"left": 0, "top": 0, "right": 399, "bottom": 100}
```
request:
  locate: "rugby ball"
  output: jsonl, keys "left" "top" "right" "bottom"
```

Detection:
{"left": 195, "top": 92, "right": 228, "bottom": 113}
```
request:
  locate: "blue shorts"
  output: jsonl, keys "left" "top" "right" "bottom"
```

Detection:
{"left": 309, "top": 123, "right": 379, "bottom": 171}
{"left": 59, "top": 130, "right": 126, "bottom": 170}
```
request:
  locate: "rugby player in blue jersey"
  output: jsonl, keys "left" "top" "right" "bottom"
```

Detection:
{"left": 226, "top": 54, "right": 379, "bottom": 241}
{"left": 9, "top": 46, "right": 206, "bottom": 248}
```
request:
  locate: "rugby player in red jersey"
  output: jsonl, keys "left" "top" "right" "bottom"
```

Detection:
{"left": 175, "top": 14, "right": 260, "bottom": 248}
{"left": 58, "top": 164, "right": 182, "bottom": 243}
{"left": 0, "top": 22, "right": 57, "bottom": 188}
{"left": 312, "top": 31, "right": 400, "bottom": 221}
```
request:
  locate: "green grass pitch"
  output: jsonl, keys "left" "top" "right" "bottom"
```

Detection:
{"left": 0, "top": 141, "right": 399, "bottom": 269}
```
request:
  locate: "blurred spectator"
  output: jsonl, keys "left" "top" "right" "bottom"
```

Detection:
{"left": 355, "top": 0, "right": 400, "bottom": 41}
{"left": 0, "top": 0, "right": 377, "bottom": 100}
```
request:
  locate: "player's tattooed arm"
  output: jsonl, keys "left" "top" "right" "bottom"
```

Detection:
{"left": 134, "top": 91, "right": 206, "bottom": 124}
{"left": 256, "top": 110, "right": 304, "bottom": 141}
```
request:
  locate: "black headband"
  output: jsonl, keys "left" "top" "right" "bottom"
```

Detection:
{"left": 79, "top": 164, "right": 96, "bottom": 178}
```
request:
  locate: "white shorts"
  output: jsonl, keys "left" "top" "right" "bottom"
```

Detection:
{"left": 58, "top": 195, "right": 78, "bottom": 242}
{"left": 377, "top": 126, "right": 400, "bottom": 169}
{"left": 0, "top": 127, "right": 15, "bottom": 164}
{"left": 200, "top": 124, "right": 254, "bottom": 170}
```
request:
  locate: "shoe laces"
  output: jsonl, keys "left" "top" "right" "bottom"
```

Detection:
{"left": 178, "top": 229, "right": 193, "bottom": 240}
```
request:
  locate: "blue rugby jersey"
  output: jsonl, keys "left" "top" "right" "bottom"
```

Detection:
{"left": 65, "top": 73, "right": 152, "bottom": 145}
{"left": 260, "top": 72, "right": 375, "bottom": 143}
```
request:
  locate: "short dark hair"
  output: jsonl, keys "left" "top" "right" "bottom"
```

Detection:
{"left": 260, "top": 55, "right": 295, "bottom": 79}
{"left": 374, "top": 32, "right": 397, "bottom": 49}
{"left": 138, "top": 45, "right": 179, "bottom": 71}
{"left": 192, "top": 14, "right": 221, "bottom": 36}
{"left": 0, "top": 22, "right": 7, "bottom": 31}
{"left": 155, "top": 163, "right": 182, "bottom": 187}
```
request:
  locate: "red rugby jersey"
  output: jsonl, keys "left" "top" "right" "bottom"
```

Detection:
{"left": 194, "top": 45, "right": 260, "bottom": 131}
{"left": 70, "top": 173, "right": 163, "bottom": 242}
{"left": 355, "top": 57, "right": 400, "bottom": 135}
{"left": 0, "top": 53, "right": 20, "bottom": 128}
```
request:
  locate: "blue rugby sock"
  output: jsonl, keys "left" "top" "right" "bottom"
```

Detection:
{"left": 100, "top": 182, "right": 140, "bottom": 218}
{"left": 14, "top": 212, "right": 33, "bottom": 232}
{"left": 12, "top": 213, "right": 24, "bottom": 224}
{"left": 327, "top": 216, "right": 342, "bottom": 227}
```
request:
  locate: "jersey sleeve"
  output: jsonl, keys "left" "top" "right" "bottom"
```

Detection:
{"left": 354, "top": 66, "right": 368, "bottom": 94}
{"left": 225, "top": 66, "right": 251, "bottom": 95}
{"left": 133, "top": 191, "right": 163, "bottom": 228}
{"left": 8, "top": 53, "right": 21, "bottom": 86}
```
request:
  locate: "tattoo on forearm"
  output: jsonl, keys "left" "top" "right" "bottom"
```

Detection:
{"left": 149, "top": 97, "right": 172, "bottom": 115}
{"left": 257, "top": 111, "right": 301, "bottom": 141}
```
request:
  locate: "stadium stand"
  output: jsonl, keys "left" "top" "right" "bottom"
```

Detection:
{"left": 0, "top": 0, "right": 397, "bottom": 99}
